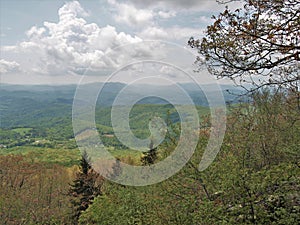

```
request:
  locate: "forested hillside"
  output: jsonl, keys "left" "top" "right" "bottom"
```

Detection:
{"left": 1, "top": 86, "right": 299, "bottom": 224}
{"left": 78, "top": 90, "right": 300, "bottom": 225}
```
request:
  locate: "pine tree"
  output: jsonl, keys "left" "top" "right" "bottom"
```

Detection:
{"left": 141, "top": 139, "right": 157, "bottom": 165}
{"left": 69, "top": 151, "right": 104, "bottom": 223}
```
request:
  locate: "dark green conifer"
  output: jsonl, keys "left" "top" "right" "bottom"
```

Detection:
{"left": 69, "top": 151, "right": 104, "bottom": 223}
{"left": 141, "top": 138, "right": 157, "bottom": 165}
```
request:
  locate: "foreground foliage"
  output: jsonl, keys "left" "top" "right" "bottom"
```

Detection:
{"left": 0, "top": 90, "right": 299, "bottom": 224}
{"left": 79, "top": 90, "right": 300, "bottom": 225}
{"left": 0, "top": 155, "right": 75, "bottom": 224}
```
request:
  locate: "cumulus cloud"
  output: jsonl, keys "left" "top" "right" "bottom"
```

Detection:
{"left": 1, "top": 0, "right": 220, "bottom": 84}
{"left": 108, "top": 0, "right": 154, "bottom": 27}
{"left": 139, "top": 27, "right": 169, "bottom": 40}
{"left": 1, "top": 1, "right": 149, "bottom": 76}
{"left": 58, "top": 0, "right": 89, "bottom": 19}
{"left": 108, "top": 0, "right": 177, "bottom": 27}
{"left": 0, "top": 59, "right": 20, "bottom": 74}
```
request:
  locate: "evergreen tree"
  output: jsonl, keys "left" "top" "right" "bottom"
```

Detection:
{"left": 141, "top": 138, "right": 157, "bottom": 165}
{"left": 69, "top": 151, "right": 104, "bottom": 223}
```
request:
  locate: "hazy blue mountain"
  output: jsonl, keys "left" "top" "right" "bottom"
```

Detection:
{"left": 0, "top": 82, "right": 244, "bottom": 128}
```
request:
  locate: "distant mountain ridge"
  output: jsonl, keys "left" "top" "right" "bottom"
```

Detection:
{"left": 1, "top": 82, "right": 243, "bottom": 106}
{"left": 0, "top": 82, "right": 244, "bottom": 128}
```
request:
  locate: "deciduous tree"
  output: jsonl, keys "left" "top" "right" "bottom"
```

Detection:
{"left": 188, "top": 0, "right": 299, "bottom": 91}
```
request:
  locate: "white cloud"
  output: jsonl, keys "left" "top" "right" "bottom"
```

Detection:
{"left": 159, "top": 65, "right": 178, "bottom": 76}
{"left": 108, "top": 0, "right": 177, "bottom": 27}
{"left": 139, "top": 27, "right": 169, "bottom": 40}
{"left": 1, "top": 0, "right": 231, "bottom": 85}
{"left": 58, "top": 0, "right": 90, "bottom": 19}
{"left": 0, "top": 59, "right": 20, "bottom": 74}
{"left": 26, "top": 26, "right": 47, "bottom": 38}
{"left": 1, "top": 1, "right": 148, "bottom": 76}
{"left": 108, "top": 0, "right": 154, "bottom": 27}
{"left": 157, "top": 10, "right": 177, "bottom": 19}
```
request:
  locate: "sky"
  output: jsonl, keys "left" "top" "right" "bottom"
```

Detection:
{"left": 0, "top": 0, "right": 240, "bottom": 85}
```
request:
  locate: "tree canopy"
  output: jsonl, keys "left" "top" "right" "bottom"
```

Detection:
{"left": 188, "top": 0, "right": 299, "bottom": 91}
